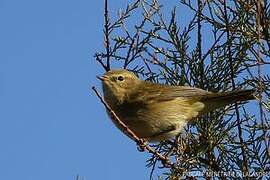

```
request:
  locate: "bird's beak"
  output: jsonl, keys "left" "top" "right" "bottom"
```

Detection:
{"left": 96, "top": 75, "right": 107, "bottom": 81}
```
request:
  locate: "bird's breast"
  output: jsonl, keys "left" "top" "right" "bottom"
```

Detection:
{"left": 107, "top": 98, "right": 204, "bottom": 141}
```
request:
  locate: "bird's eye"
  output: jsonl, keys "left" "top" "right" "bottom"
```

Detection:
{"left": 117, "top": 76, "right": 124, "bottom": 81}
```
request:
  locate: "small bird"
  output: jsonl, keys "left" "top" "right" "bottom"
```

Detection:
{"left": 97, "top": 69, "right": 255, "bottom": 141}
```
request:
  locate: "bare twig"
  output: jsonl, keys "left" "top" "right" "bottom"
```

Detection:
{"left": 104, "top": 0, "right": 110, "bottom": 71}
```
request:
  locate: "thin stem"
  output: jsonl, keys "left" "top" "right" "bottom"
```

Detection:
{"left": 104, "top": 0, "right": 110, "bottom": 71}
{"left": 197, "top": 0, "right": 204, "bottom": 89}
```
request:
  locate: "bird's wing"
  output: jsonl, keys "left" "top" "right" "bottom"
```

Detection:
{"left": 128, "top": 82, "right": 212, "bottom": 105}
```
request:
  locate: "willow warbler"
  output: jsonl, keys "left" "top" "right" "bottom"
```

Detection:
{"left": 98, "top": 69, "right": 255, "bottom": 141}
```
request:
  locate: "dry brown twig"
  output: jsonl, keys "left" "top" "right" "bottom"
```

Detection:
{"left": 91, "top": 86, "right": 174, "bottom": 168}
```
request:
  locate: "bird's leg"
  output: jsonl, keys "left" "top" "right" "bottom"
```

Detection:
{"left": 136, "top": 138, "right": 148, "bottom": 152}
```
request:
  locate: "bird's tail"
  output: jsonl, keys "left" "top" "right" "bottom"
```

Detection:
{"left": 202, "top": 89, "right": 256, "bottom": 112}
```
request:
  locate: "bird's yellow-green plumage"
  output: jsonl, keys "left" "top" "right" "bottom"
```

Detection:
{"left": 98, "top": 69, "right": 255, "bottom": 141}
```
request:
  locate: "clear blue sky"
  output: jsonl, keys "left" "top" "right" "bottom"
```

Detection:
{"left": 0, "top": 0, "right": 151, "bottom": 179}
{"left": 1, "top": 0, "right": 263, "bottom": 179}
